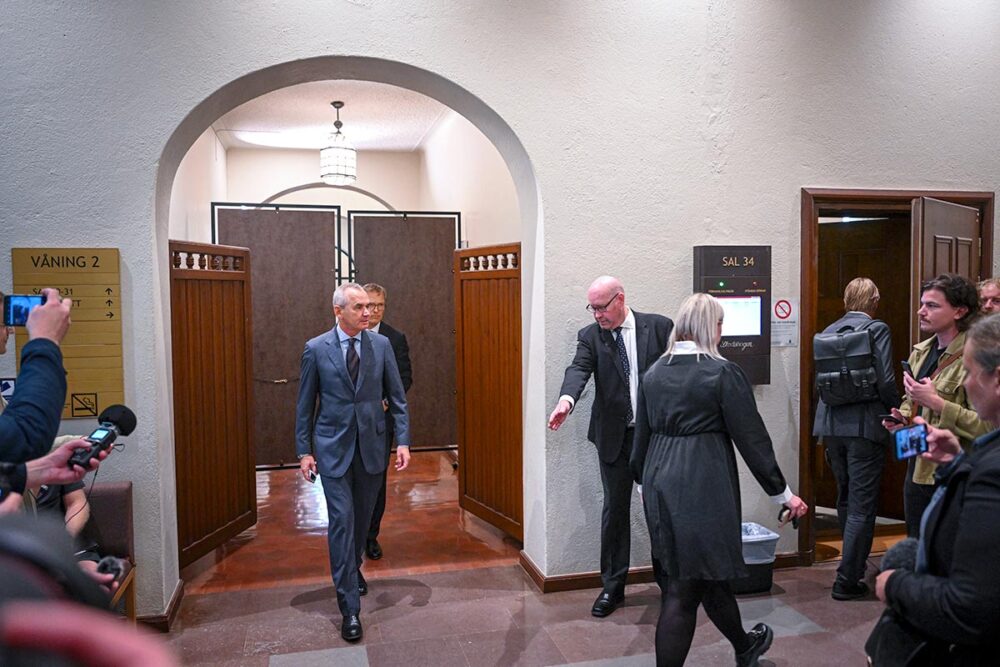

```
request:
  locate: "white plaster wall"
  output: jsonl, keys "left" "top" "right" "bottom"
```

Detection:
{"left": 418, "top": 110, "right": 520, "bottom": 246}
{"left": 168, "top": 127, "right": 228, "bottom": 242}
{"left": 4, "top": 1, "right": 1000, "bottom": 613}
{"left": 227, "top": 148, "right": 422, "bottom": 210}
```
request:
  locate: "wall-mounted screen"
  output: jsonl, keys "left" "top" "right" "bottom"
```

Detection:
{"left": 718, "top": 296, "right": 761, "bottom": 337}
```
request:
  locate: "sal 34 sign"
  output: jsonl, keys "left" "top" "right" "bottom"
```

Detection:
{"left": 12, "top": 248, "right": 124, "bottom": 419}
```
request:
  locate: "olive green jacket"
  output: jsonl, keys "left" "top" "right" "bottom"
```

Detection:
{"left": 899, "top": 331, "right": 993, "bottom": 484}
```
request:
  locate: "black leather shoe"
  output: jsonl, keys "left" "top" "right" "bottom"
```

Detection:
{"left": 590, "top": 591, "right": 624, "bottom": 617}
{"left": 831, "top": 580, "right": 869, "bottom": 601}
{"left": 735, "top": 622, "right": 773, "bottom": 667}
{"left": 366, "top": 539, "right": 383, "bottom": 560}
{"left": 341, "top": 614, "right": 363, "bottom": 642}
{"left": 358, "top": 571, "right": 368, "bottom": 596}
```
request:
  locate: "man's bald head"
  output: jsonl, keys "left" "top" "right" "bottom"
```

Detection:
{"left": 588, "top": 276, "right": 624, "bottom": 298}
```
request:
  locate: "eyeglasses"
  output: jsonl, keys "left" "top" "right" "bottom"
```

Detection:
{"left": 369, "top": 303, "right": 385, "bottom": 312}
{"left": 585, "top": 293, "right": 621, "bottom": 314}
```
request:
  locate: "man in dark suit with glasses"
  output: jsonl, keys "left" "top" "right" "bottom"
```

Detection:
{"left": 548, "top": 276, "right": 673, "bottom": 617}
{"left": 362, "top": 282, "right": 413, "bottom": 561}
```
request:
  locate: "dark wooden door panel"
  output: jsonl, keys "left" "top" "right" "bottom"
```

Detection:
{"left": 912, "top": 197, "right": 981, "bottom": 339}
{"left": 352, "top": 215, "right": 457, "bottom": 449}
{"left": 816, "top": 219, "right": 910, "bottom": 520}
{"left": 170, "top": 241, "right": 256, "bottom": 567}
{"left": 217, "top": 208, "right": 339, "bottom": 467}
{"left": 454, "top": 244, "right": 522, "bottom": 540}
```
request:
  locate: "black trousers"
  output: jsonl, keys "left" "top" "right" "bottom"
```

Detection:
{"left": 367, "top": 426, "right": 394, "bottom": 543}
{"left": 598, "top": 428, "right": 634, "bottom": 597}
{"left": 824, "top": 436, "right": 885, "bottom": 584}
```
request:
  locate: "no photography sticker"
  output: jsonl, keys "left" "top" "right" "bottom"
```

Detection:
{"left": 774, "top": 299, "right": 792, "bottom": 320}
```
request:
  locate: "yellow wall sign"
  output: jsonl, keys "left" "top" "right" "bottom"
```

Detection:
{"left": 13, "top": 248, "right": 124, "bottom": 419}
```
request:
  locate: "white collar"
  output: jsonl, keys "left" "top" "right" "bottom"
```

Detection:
{"left": 618, "top": 308, "right": 635, "bottom": 330}
{"left": 672, "top": 340, "right": 704, "bottom": 355}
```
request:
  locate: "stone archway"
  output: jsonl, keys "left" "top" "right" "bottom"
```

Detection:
{"left": 153, "top": 55, "right": 547, "bottom": 579}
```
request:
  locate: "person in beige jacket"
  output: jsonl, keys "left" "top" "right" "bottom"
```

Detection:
{"left": 883, "top": 274, "right": 992, "bottom": 536}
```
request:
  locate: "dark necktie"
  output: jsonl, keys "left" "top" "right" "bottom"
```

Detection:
{"left": 347, "top": 337, "right": 360, "bottom": 386}
{"left": 615, "top": 327, "right": 633, "bottom": 423}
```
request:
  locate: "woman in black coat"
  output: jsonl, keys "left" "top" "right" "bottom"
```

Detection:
{"left": 874, "top": 314, "right": 1000, "bottom": 666}
{"left": 631, "top": 293, "right": 807, "bottom": 667}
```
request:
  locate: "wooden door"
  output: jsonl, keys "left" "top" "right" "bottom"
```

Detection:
{"left": 170, "top": 241, "right": 256, "bottom": 567}
{"left": 353, "top": 214, "right": 457, "bottom": 448}
{"left": 816, "top": 219, "right": 910, "bottom": 520}
{"left": 454, "top": 244, "right": 523, "bottom": 540}
{"left": 217, "top": 208, "right": 339, "bottom": 467}
{"left": 911, "top": 197, "right": 981, "bottom": 337}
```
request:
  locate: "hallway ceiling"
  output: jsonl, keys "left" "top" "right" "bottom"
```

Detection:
{"left": 212, "top": 80, "right": 449, "bottom": 152}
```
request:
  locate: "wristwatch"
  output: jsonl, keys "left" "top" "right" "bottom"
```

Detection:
{"left": 297, "top": 453, "right": 312, "bottom": 460}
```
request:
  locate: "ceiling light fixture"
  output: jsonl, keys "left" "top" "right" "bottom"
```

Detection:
{"left": 319, "top": 100, "right": 357, "bottom": 185}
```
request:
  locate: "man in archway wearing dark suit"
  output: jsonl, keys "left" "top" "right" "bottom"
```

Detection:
{"left": 295, "top": 282, "right": 411, "bottom": 642}
{"left": 362, "top": 282, "right": 413, "bottom": 561}
{"left": 548, "top": 276, "right": 673, "bottom": 618}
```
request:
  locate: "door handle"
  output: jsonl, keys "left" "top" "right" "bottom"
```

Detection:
{"left": 254, "top": 377, "right": 294, "bottom": 384}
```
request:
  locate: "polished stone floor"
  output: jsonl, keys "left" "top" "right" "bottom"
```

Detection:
{"left": 166, "top": 452, "right": 886, "bottom": 665}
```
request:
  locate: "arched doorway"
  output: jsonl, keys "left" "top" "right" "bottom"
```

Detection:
{"left": 154, "top": 56, "right": 546, "bottom": 591}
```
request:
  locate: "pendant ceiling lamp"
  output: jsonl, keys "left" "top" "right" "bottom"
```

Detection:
{"left": 320, "top": 100, "right": 357, "bottom": 185}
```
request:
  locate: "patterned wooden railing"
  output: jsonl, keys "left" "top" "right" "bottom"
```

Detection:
{"left": 170, "top": 241, "right": 247, "bottom": 272}
{"left": 458, "top": 244, "right": 520, "bottom": 272}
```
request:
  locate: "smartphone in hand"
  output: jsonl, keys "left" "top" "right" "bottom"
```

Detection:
{"left": 879, "top": 413, "right": 905, "bottom": 425}
{"left": 901, "top": 360, "right": 913, "bottom": 377}
{"left": 894, "top": 423, "right": 929, "bottom": 460}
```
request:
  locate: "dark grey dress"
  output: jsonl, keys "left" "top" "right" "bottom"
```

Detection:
{"left": 630, "top": 354, "right": 788, "bottom": 580}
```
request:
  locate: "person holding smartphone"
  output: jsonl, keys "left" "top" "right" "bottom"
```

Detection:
{"left": 0, "top": 288, "right": 73, "bottom": 463}
{"left": 873, "top": 313, "right": 1000, "bottom": 665}
{"left": 881, "top": 274, "right": 992, "bottom": 536}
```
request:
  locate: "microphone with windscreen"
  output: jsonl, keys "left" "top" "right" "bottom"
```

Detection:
{"left": 67, "top": 404, "right": 137, "bottom": 468}
{"left": 880, "top": 537, "right": 919, "bottom": 572}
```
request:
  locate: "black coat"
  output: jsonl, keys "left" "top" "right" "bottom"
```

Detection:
{"left": 377, "top": 321, "right": 412, "bottom": 393}
{"left": 557, "top": 310, "right": 672, "bottom": 462}
{"left": 630, "top": 355, "right": 788, "bottom": 579}
{"left": 885, "top": 429, "right": 1000, "bottom": 665}
{"left": 813, "top": 312, "right": 900, "bottom": 443}
{"left": 0, "top": 339, "right": 67, "bottom": 463}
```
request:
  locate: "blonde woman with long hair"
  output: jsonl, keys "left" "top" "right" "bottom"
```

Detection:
{"left": 630, "top": 293, "right": 807, "bottom": 667}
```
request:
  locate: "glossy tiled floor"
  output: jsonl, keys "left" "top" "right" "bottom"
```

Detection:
{"left": 181, "top": 451, "right": 522, "bottom": 594}
{"left": 168, "top": 452, "right": 887, "bottom": 665}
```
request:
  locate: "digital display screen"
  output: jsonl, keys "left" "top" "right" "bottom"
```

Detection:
{"left": 718, "top": 296, "right": 762, "bottom": 337}
{"left": 90, "top": 428, "right": 112, "bottom": 441}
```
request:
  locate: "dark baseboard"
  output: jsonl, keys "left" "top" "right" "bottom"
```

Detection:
{"left": 520, "top": 550, "right": 803, "bottom": 593}
{"left": 138, "top": 579, "right": 185, "bottom": 633}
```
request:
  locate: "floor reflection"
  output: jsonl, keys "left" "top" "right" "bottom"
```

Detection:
{"left": 182, "top": 451, "right": 522, "bottom": 594}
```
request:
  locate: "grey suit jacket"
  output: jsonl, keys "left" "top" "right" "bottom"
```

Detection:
{"left": 295, "top": 327, "right": 410, "bottom": 478}
{"left": 812, "top": 312, "right": 900, "bottom": 443}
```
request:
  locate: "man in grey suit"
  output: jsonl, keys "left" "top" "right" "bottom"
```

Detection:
{"left": 813, "top": 277, "right": 899, "bottom": 601}
{"left": 296, "top": 282, "right": 411, "bottom": 641}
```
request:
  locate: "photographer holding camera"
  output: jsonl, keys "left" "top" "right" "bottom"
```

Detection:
{"left": 871, "top": 313, "right": 1000, "bottom": 665}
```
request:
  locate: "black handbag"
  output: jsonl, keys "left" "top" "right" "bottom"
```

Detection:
{"left": 865, "top": 609, "right": 939, "bottom": 666}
